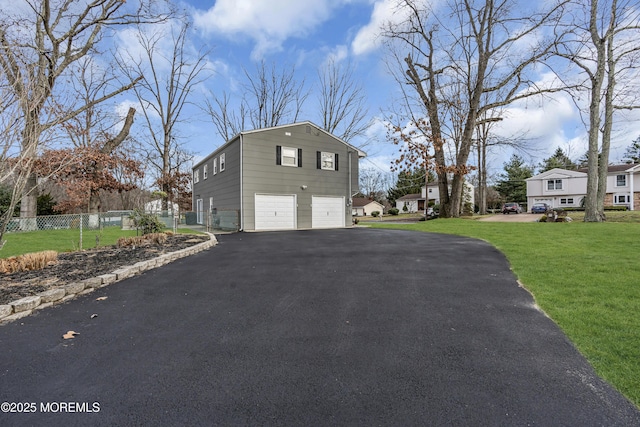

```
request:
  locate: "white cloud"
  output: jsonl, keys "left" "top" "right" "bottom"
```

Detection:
{"left": 351, "top": 0, "right": 398, "bottom": 56}
{"left": 351, "top": 0, "right": 442, "bottom": 56}
{"left": 323, "top": 45, "right": 349, "bottom": 66}
{"left": 194, "top": 0, "right": 337, "bottom": 59}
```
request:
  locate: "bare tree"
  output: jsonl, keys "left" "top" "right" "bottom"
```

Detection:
{"left": 203, "top": 91, "right": 248, "bottom": 142}
{"left": 120, "top": 18, "right": 210, "bottom": 210}
{"left": 0, "top": 0, "right": 165, "bottom": 237}
{"left": 359, "top": 167, "right": 393, "bottom": 202}
{"left": 245, "top": 61, "right": 308, "bottom": 130}
{"left": 317, "top": 59, "right": 370, "bottom": 142}
{"left": 57, "top": 58, "right": 139, "bottom": 213}
{"left": 204, "top": 60, "right": 308, "bottom": 141}
{"left": 382, "top": 0, "right": 569, "bottom": 217}
{"left": 555, "top": 0, "right": 640, "bottom": 221}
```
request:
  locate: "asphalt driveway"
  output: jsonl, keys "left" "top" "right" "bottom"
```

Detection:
{"left": 1, "top": 228, "right": 638, "bottom": 426}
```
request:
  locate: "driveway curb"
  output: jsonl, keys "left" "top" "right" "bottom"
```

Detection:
{"left": 0, "top": 232, "right": 217, "bottom": 325}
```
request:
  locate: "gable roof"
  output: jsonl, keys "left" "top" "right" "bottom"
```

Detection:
{"left": 396, "top": 193, "right": 423, "bottom": 201}
{"left": 577, "top": 163, "right": 640, "bottom": 174}
{"left": 352, "top": 197, "right": 383, "bottom": 208}
{"left": 195, "top": 121, "right": 367, "bottom": 169}
{"left": 527, "top": 168, "right": 587, "bottom": 181}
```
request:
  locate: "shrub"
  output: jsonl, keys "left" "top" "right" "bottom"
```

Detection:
{"left": 388, "top": 208, "right": 399, "bottom": 216}
{"left": 0, "top": 250, "right": 58, "bottom": 274}
{"left": 605, "top": 206, "right": 628, "bottom": 211}
{"left": 402, "top": 204, "right": 408, "bottom": 212}
{"left": 129, "top": 209, "right": 164, "bottom": 235}
{"left": 117, "top": 233, "right": 168, "bottom": 248}
{"left": 371, "top": 211, "right": 380, "bottom": 217}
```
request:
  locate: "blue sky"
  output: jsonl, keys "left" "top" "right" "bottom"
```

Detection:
{"left": 113, "top": 0, "right": 640, "bottom": 180}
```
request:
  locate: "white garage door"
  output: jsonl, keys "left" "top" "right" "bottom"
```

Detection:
{"left": 312, "top": 196, "right": 345, "bottom": 229}
{"left": 255, "top": 194, "right": 296, "bottom": 230}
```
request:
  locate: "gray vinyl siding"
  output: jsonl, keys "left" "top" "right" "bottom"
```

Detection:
{"left": 241, "top": 123, "right": 359, "bottom": 230}
{"left": 192, "top": 137, "right": 241, "bottom": 215}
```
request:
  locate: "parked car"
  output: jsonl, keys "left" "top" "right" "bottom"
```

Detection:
{"left": 502, "top": 202, "right": 522, "bottom": 214}
{"left": 531, "top": 203, "right": 550, "bottom": 214}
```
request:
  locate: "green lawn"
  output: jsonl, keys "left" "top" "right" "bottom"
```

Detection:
{"left": 0, "top": 227, "right": 202, "bottom": 258}
{"left": 369, "top": 219, "right": 640, "bottom": 408}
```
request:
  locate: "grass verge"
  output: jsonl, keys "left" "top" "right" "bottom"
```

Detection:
{"left": 0, "top": 227, "right": 203, "bottom": 259}
{"left": 369, "top": 219, "right": 640, "bottom": 408}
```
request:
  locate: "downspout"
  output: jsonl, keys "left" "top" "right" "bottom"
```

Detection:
{"left": 239, "top": 134, "right": 244, "bottom": 231}
{"left": 348, "top": 151, "right": 352, "bottom": 201}
{"left": 630, "top": 170, "right": 634, "bottom": 211}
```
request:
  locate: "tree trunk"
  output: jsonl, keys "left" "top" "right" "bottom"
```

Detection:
{"left": 86, "top": 107, "right": 136, "bottom": 214}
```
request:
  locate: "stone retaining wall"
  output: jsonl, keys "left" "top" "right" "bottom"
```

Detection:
{"left": 0, "top": 233, "right": 217, "bottom": 325}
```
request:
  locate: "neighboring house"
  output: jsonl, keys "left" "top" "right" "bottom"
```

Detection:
{"left": 192, "top": 122, "right": 366, "bottom": 231}
{"left": 394, "top": 181, "right": 475, "bottom": 213}
{"left": 352, "top": 197, "right": 384, "bottom": 216}
{"left": 395, "top": 193, "right": 423, "bottom": 213}
{"left": 145, "top": 199, "right": 179, "bottom": 216}
{"left": 526, "top": 164, "right": 640, "bottom": 210}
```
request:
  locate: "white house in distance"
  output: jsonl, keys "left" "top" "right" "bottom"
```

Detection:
{"left": 395, "top": 181, "right": 475, "bottom": 213}
{"left": 352, "top": 197, "right": 384, "bottom": 216}
{"left": 526, "top": 164, "right": 640, "bottom": 210}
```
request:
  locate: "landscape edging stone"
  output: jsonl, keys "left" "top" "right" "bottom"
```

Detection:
{"left": 0, "top": 232, "right": 217, "bottom": 325}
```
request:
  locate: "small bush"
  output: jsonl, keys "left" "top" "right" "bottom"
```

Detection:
{"left": 117, "top": 233, "right": 168, "bottom": 248}
{"left": 0, "top": 250, "right": 58, "bottom": 274}
{"left": 402, "top": 204, "right": 408, "bottom": 212}
{"left": 129, "top": 209, "right": 164, "bottom": 235}
{"left": 371, "top": 211, "right": 380, "bottom": 217}
{"left": 604, "top": 206, "right": 628, "bottom": 211}
{"left": 388, "top": 208, "right": 399, "bottom": 216}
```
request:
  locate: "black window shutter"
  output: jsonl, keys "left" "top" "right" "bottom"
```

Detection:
{"left": 276, "top": 145, "right": 281, "bottom": 165}
{"left": 298, "top": 148, "right": 302, "bottom": 167}
{"left": 335, "top": 153, "right": 339, "bottom": 171}
{"left": 317, "top": 151, "right": 321, "bottom": 169}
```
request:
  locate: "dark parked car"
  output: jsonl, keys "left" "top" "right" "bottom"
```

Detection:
{"left": 502, "top": 202, "right": 522, "bottom": 214}
{"left": 531, "top": 203, "right": 550, "bottom": 214}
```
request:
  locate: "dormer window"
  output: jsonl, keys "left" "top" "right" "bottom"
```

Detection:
{"left": 547, "top": 179, "right": 562, "bottom": 190}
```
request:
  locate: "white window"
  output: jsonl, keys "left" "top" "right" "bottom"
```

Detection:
{"left": 282, "top": 147, "right": 297, "bottom": 166}
{"left": 547, "top": 179, "right": 562, "bottom": 190}
{"left": 616, "top": 174, "right": 626, "bottom": 187}
{"left": 220, "top": 153, "right": 226, "bottom": 171}
{"left": 614, "top": 194, "right": 630, "bottom": 204}
{"left": 203, "top": 164, "right": 208, "bottom": 179}
{"left": 560, "top": 198, "right": 574, "bottom": 205}
{"left": 213, "top": 158, "right": 217, "bottom": 175}
{"left": 209, "top": 197, "right": 214, "bottom": 212}
{"left": 321, "top": 152, "right": 335, "bottom": 170}
{"left": 193, "top": 169, "right": 200, "bottom": 184}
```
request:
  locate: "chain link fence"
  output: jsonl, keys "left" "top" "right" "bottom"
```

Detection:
{"left": 184, "top": 209, "right": 240, "bottom": 232}
{"left": 5, "top": 211, "right": 133, "bottom": 233}
{"left": 5, "top": 208, "right": 240, "bottom": 236}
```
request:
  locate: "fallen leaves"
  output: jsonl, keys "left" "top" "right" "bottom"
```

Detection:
{"left": 62, "top": 331, "right": 79, "bottom": 340}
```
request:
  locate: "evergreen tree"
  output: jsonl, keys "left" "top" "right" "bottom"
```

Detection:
{"left": 538, "top": 147, "right": 577, "bottom": 172}
{"left": 387, "top": 168, "right": 432, "bottom": 205}
{"left": 622, "top": 136, "right": 640, "bottom": 163}
{"left": 495, "top": 155, "right": 534, "bottom": 203}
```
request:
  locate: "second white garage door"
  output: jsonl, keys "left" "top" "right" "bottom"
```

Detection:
{"left": 312, "top": 196, "right": 345, "bottom": 229}
{"left": 255, "top": 194, "right": 296, "bottom": 230}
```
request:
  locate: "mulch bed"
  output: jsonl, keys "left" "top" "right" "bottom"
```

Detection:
{"left": 0, "top": 233, "right": 210, "bottom": 305}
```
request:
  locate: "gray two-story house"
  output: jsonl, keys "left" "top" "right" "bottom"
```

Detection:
{"left": 192, "top": 122, "right": 366, "bottom": 231}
